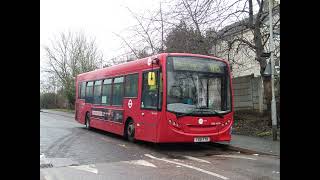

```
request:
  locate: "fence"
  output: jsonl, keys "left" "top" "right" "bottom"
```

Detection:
{"left": 232, "top": 74, "right": 267, "bottom": 112}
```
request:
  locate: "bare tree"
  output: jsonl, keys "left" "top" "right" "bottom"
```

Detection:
{"left": 164, "top": 21, "right": 211, "bottom": 54}
{"left": 43, "top": 31, "right": 103, "bottom": 108}
{"left": 170, "top": 0, "right": 280, "bottom": 109}
{"left": 113, "top": 3, "right": 170, "bottom": 60}
{"left": 115, "top": 0, "right": 279, "bottom": 88}
{"left": 214, "top": 0, "right": 280, "bottom": 110}
{"left": 127, "top": 7, "right": 157, "bottom": 54}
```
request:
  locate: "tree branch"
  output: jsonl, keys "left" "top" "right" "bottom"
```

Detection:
{"left": 256, "top": 0, "right": 261, "bottom": 7}
{"left": 231, "top": 37, "right": 257, "bottom": 50}
{"left": 126, "top": 7, "right": 156, "bottom": 54}
{"left": 113, "top": 32, "right": 139, "bottom": 58}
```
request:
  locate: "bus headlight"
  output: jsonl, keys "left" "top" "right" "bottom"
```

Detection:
{"left": 169, "top": 120, "right": 179, "bottom": 128}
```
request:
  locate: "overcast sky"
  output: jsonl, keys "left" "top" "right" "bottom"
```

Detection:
{"left": 40, "top": 0, "right": 261, "bottom": 79}
{"left": 40, "top": 0, "right": 163, "bottom": 71}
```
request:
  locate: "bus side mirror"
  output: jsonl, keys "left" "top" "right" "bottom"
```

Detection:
{"left": 148, "top": 72, "right": 156, "bottom": 86}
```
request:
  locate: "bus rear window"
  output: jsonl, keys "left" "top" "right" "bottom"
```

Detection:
{"left": 80, "top": 82, "right": 86, "bottom": 99}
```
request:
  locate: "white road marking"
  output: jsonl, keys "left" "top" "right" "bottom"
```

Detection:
{"left": 183, "top": 156, "right": 211, "bottom": 164}
{"left": 40, "top": 153, "right": 52, "bottom": 166}
{"left": 253, "top": 154, "right": 259, "bottom": 156}
{"left": 145, "top": 154, "right": 228, "bottom": 180}
{"left": 40, "top": 153, "right": 45, "bottom": 159}
{"left": 44, "top": 175, "right": 54, "bottom": 180}
{"left": 118, "top": 144, "right": 128, "bottom": 148}
{"left": 124, "top": 160, "right": 157, "bottom": 168}
{"left": 41, "top": 171, "right": 54, "bottom": 180}
{"left": 214, "top": 155, "right": 257, "bottom": 160}
{"left": 173, "top": 159, "right": 184, "bottom": 162}
{"left": 272, "top": 171, "right": 280, "bottom": 174}
{"left": 69, "top": 164, "right": 98, "bottom": 174}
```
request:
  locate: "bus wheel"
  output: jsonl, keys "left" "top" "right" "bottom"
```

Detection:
{"left": 85, "top": 112, "right": 91, "bottom": 130}
{"left": 126, "top": 120, "right": 135, "bottom": 142}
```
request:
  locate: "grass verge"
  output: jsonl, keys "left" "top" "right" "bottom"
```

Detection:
{"left": 50, "top": 108, "right": 75, "bottom": 113}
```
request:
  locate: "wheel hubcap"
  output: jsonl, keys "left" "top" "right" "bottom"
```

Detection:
{"left": 128, "top": 123, "right": 134, "bottom": 136}
{"left": 86, "top": 115, "right": 89, "bottom": 127}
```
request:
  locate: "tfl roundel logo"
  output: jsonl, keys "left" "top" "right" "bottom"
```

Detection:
{"left": 198, "top": 118, "right": 203, "bottom": 125}
{"left": 128, "top": 99, "right": 133, "bottom": 109}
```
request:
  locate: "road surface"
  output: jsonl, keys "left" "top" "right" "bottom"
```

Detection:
{"left": 40, "top": 111, "right": 280, "bottom": 180}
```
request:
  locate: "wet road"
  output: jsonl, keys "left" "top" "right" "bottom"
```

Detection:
{"left": 40, "top": 110, "right": 280, "bottom": 180}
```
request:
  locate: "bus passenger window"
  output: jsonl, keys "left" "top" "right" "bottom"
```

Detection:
{"left": 112, "top": 77, "right": 124, "bottom": 106}
{"left": 125, "top": 74, "right": 138, "bottom": 97}
{"left": 93, "top": 80, "right": 102, "bottom": 104}
{"left": 102, "top": 79, "right": 112, "bottom": 105}
{"left": 78, "top": 83, "right": 81, "bottom": 99}
{"left": 85, "top": 81, "right": 94, "bottom": 103}
{"left": 158, "top": 72, "right": 163, "bottom": 108}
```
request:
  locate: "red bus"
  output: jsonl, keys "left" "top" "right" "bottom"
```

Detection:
{"left": 75, "top": 53, "right": 233, "bottom": 143}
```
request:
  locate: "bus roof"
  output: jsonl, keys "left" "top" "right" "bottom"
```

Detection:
{"left": 76, "top": 53, "right": 228, "bottom": 82}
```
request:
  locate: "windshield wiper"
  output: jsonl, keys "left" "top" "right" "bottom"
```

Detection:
{"left": 211, "top": 110, "right": 224, "bottom": 118}
{"left": 196, "top": 106, "right": 209, "bottom": 109}
{"left": 195, "top": 107, "right": 224, "bottom": 118}
{"left": 175, "top": 108, "right": 206, "bottom": 117}
{"left": 175, "top": 111, "right": 196, "bottom": 118}
{"left": 174, "top": 107, "right": 226, "bottom": 118}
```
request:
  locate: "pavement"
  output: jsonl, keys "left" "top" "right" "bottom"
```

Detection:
{"left": 227, "top": 134, "right": 279, "bottom": 156}
{"left": 42, "top": 109, "right": 279, "bottom": 157}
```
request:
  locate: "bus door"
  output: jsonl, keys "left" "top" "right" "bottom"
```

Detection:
{"left": 140, "top": 70, "right": 162, "bottom": 142}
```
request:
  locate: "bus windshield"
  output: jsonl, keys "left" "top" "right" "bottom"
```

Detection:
{"left": 166, "top": 56, "right": 231, "bottom": 115}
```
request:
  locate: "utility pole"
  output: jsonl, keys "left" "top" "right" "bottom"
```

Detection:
{"left": 268, "top": 0, "right": 277, "bottom": 141}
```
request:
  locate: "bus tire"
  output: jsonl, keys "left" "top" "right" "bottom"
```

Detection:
{"left": 85, "top": 112, "right": 91, "bottom": 130}
{"left": 125, "top": 119, "right": 135, "bottom": 143}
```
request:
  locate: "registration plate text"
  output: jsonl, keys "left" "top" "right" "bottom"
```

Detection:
{"left": 194, "top": 137, "right": 210, "bottom": 142}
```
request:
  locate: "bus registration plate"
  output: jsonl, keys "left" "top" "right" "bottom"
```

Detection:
{"left": 194, "top": 137, "right": 210, "bottom": 142}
